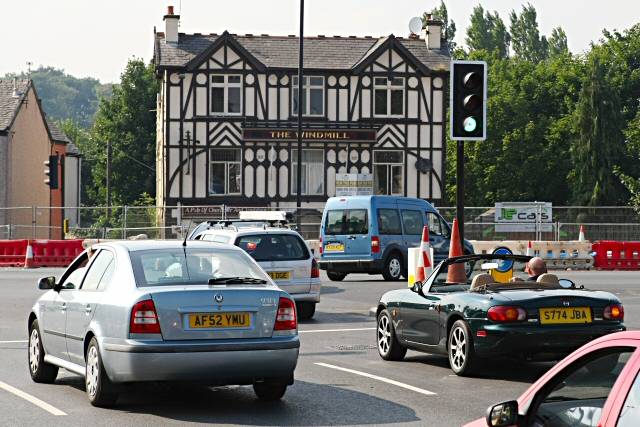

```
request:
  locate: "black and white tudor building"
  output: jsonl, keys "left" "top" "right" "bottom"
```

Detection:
{"left": 153, "top": 8, "right": 450, "bottom": 221}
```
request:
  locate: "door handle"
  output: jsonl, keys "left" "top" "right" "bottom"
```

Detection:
{"left": 348, "top": 235, "right": 356, "bottom": 240}
{"left": 59, "top": 303, "right": 66, "bottom": 311}
{"left": 85, "top": 305, "right": 92, "bottom": 314}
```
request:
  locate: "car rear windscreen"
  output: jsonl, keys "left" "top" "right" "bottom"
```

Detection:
{"left": 236, "top": 234, "right": 309, "bottom": 262}
{"left": 130, "top": 248, "right": 268, "bottom": 286}
{"left": 324, "top": 209, "right": 368, "bottom": 235}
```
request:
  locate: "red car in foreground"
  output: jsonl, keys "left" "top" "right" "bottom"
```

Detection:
{"left": 464, "top": 331, "right": 640, "bottom": 427}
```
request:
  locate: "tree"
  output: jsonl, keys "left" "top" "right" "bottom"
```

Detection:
{"left": 465, "top": 5, "right": 510, "bottom": 58}
{"left": 509, "top": 4, "right": 548, "bottom": 62}
{"left": 616, "top": 111, "right": 640, "bottom": 210}
{"left": 570, "top": 54, "right": 627, "bottom": 205}
{"left": 548, "top": 27, "right": 569, "bottom": 56}
{"left": 2, "top": 67, "right": 111, "bottom": 128}
{"left": 423, "top": 1, "right": 456, "bottom": 52}
{"left": 89, "top": 59, "right": 158, "bottom": 207}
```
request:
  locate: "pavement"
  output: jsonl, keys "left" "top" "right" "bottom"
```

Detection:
{"left": 1, "top": 268, "right": 639, "bottom": 426}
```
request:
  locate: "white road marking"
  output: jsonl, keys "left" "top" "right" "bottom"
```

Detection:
{"left": 315, "top": 362, "right": 436, "bottom": 396}
{"left": 299, "top": 327, "right": 376, "bottom": 334}
{"left": 0, "top": 340, "right": 27, "bottom": 344}
{"left": 0, "top": 381, "right": 67, "bottom": 416}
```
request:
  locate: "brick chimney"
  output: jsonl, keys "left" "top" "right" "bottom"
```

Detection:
{"left": 164, "top": 5, "right": 180, "bottom": 44}
{"left": 422, "top": 14, "right": 443, "bottom": 50}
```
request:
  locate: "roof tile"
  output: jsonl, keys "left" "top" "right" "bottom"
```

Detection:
{"left": 154, "top": 33, "right": 450, "bottom": 71}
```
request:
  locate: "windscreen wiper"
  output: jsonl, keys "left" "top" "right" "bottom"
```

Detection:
{"left": 208, "top": 277, "right": 268, "bottom": 285}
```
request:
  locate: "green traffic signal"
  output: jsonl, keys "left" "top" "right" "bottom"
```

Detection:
{"left": 463, "top": 117, "right": 477, "bottom": 133}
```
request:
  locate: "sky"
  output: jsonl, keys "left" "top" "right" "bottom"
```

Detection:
{"left": 1, "top": 0, "right": 638, "bottom": 83}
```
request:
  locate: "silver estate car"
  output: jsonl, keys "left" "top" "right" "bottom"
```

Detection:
{"left": 197, "top": 226, "right": 321, "bottom": 320}
{"left": 27, "top": 240, "right": 299, "bottom": 407}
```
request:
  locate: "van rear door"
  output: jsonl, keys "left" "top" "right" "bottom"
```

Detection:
{"left": 323, "top": 209, "right": 349, "bottom": 259}
{"left": 344, "top": 206, "right": 370, "bottom": 257}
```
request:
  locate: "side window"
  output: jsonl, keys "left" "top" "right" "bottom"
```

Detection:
{"left": 427, "top": 212, "right": 444, "bottom": 236}
{"left": 401, "top": 210, "right": 424, "bottom": 235}
{"left": 60, "top": 267, "right": 87, "bottom": 290}
{"left": 530, "top": 348, "right": 634, "bottom": 427}
{"left": 58, "top": 252, "right": 89, "bottom": 287}
{"left": 346, "top": 210, "right": 368, "bottom": 235}
{"left": 377, "top": 209, "right": 402, "bottom": 235}
{"left": 97, "top": 259, "right": 115, "bottom": 291}
{"left": 618, "top": 367, "right": 640, "bottom": 426}
{"left": 81, "top": 250, "right": 115, "bottom": 291}
{"left": 325, "top": 210, "right": 346, "bottom": 235}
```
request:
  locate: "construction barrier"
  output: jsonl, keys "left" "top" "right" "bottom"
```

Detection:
{"left": 0, "top": 239, "right": 28, "bottom": 267}
{"left": 593, "top": 241, "right": 640, "bottom": 270}
{"left": 29, "top": 240, "right": 85, "bottom": 267}
{"left": 470, "top": 240, "right": 594, "bottom": 270}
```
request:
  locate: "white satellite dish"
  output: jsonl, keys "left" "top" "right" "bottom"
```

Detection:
{"left": 409, "top": 17, "right": 423, "bottom": 35}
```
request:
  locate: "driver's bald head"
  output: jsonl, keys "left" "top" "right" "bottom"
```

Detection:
{"left": 528, "top": 257, "right": 547, "bottom": 276}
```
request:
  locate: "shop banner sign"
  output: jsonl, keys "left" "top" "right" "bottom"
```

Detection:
{"left": 335, "top": 174, "right": 373, "bottom": 196}
{"left": 495, "top": 202, "right": 552, "bottom": 232}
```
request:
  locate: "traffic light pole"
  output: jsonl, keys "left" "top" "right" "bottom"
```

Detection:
{"left": 456, "top": 141, "right": 464, "bottom": 247}
{"left": 295, "top": 0, "right": 304, "bottom": 230}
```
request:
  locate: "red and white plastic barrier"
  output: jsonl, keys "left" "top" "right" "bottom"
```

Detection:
{"left": 0, "top": 239, "right": 84, "bottom": 268}
{"left": 593, "top": 241, "right": 640, "bottom": 270}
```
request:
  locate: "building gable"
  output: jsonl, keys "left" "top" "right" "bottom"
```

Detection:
{"left": 186, "top": 31, "right": 266, "bottom": 72}
{"left": 352, "top": 35, "right": 430, "bottom": 75}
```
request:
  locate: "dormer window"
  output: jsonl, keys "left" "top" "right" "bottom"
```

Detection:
{"left": 292, "top": 76, "right": 324, "bottom": 116}
{"left": 211, "top": 75, "right": 242, "bottom": 115}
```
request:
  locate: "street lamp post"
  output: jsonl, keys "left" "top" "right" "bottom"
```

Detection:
{"left": 296, "top": 0, "right": 304, "bottom": 229}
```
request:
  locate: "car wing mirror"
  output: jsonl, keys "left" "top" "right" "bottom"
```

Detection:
{"left": 411, "top": 282, "right": 423, "bottom": 294}
{"left": 486, "top": 400, "right": 518, "bottom": 427}
{"left": 38, "top": 276, "right": 56, "bottom": 290}
{"left": 558, "top": 279, "right": 575, "bottom": 289}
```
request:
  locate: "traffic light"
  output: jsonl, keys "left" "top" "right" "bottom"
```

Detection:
{"left": 44, "top": 155, "right": 59, "bottom": 189}
{"left": 450, "top": 60, "right": 487, "bottom": 140}
{"left": 63, "top": 218, "right": 69, "bottom": 235}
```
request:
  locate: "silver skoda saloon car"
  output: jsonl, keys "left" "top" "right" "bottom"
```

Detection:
{"left": 27, "top": 240, "right": 299, "bottom": 406}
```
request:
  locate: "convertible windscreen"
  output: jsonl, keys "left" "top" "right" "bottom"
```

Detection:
{"left": 130, "top": 248, "right": 269, "bottom": 286}
{"left": 433, "top": 257, "right": 532, "bottom": 288}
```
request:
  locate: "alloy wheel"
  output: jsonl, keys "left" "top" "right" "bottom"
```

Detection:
{"left": 388, "top": 258, "right": 401, "bottom": 278}
{"left": 378, "top": 314, "right": 391, "bottom": 355}
{"left": 86, "top": 346, "right": 99, "bottom": 397}
{"left": 29, "top": 328, "right": 40, "bottom": 373}
{"left": 450, "top": 326, "right": 467, "bottom": 370}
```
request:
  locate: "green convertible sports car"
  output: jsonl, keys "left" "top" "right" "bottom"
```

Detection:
{"left": 376, "top": 254, "right": 626, "bottom": 376}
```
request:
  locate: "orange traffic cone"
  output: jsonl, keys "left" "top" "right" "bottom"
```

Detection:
{"left": 24, "top": 240, "right": 35, "bottom": 269}
{"left": 578, "top": 225, "right": 585, "bottom": 242}
{"left": 420, "top": 226, "right": 431, "bottom": 267}
{"left": 446, "top": 219, "right": 467, "bottom": 283}
{"left": 415, "top": 250, "right": 426, "bottom": 282}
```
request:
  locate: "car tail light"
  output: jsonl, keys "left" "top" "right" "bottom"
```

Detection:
{"left": 604, "top": 304, "right": 624, "bottom": 321}
{"left": 488, "top": 306, "right": 527, "bottom": 322}
{"left": 371, "top": 236, "right": 380, "bottom": 254}
{"left": 319, "top": 236, "right": 323, "bottom": 255}
{"left": 311, "top": 258, "right": 320, "bottom": 278}
{"left": 274, "top": 297, "right": 297, "bottom": 331}
{"left": 130, "top": 299, "right": 161, "bottom": 334}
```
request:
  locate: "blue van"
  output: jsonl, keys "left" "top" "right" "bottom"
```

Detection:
{"left": 318, "top": 196, "right": 474, "bottom": 281}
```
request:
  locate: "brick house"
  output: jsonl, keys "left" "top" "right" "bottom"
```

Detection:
{"left": 0, "top": 79, "right": 81, "bottom": 238}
